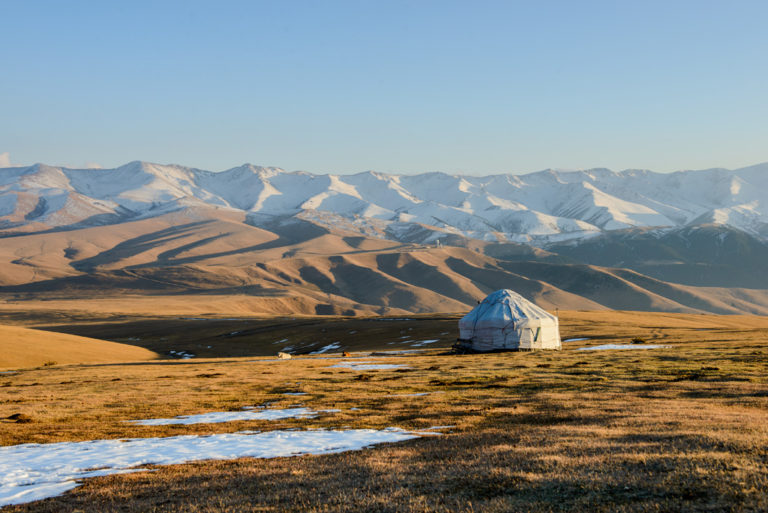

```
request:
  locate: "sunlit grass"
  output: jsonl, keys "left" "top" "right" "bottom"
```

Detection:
{"left": 2, "top": 310, "right": 767, "bottom": 511}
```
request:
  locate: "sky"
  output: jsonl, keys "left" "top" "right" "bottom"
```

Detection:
{"left": 1, "top": 0, "right": 767, "bottom": 175}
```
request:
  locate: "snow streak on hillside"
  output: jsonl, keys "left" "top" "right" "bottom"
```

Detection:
{"left": 2, "top": 161, "right": 768, "bottom": 243}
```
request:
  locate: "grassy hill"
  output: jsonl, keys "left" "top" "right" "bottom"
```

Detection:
{"left": 0, "top": 324, "right": 158, "bottom": 369}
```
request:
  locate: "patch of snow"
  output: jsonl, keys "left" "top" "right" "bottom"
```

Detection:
{"left": 167, "top": 350, "right": 195, "bottom": 359}
{"left": 127, "top": 407, "right": 318, "bottom": 426}
{"left": 310, "top": 342, "right": 341, "bottom": 354}
{"left": 331, "top": 362, "right": 410, "bottom": 370}
{"left": 282, "top": 392, "right": 308, "bottom": 396}
{"left": 410, "top": 339, "right": 440, "bottom": 347}
{"left": 0, "top": 428, "right": 425, "bottom": 507}
{"left": 368, "top": 349, "right": 427, "bottom": 355}
{"left": 273, "top": 338, "right": 289, "bottom": 345}
{"left": 390, "top": 392, "right": 430, "bottom": 397}
{"left": 563, "top": 337, "right": 590, "bottom": 342}
{"left": 577, "top": 344, "right": 671, "bottom": 351}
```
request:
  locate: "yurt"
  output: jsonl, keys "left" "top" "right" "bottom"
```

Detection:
{"left": 457, "top": 289, "right": 561, "bottom": 351}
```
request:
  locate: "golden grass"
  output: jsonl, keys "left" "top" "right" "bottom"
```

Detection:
{"left": 1, "top": 310, "right": 767, "bottom": 512}
{"left": 0, "top": 324, "right": 158, "bottom": 369}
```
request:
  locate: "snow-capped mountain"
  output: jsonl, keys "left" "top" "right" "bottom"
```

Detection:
{"left": 2, "top": 160, "right": 768, "bottom": 244}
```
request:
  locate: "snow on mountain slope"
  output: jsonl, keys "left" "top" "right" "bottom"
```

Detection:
{"left": 2, "top": 160, "right": 768, "bottom": 243}
{"left": 341, "top": 171, "right": 421, "bottom": 212}
{"left": 551, "top": 182, "right": 674, "bottom": 230}
{"left": 194, "top": 164, "right": 281, "bottom": 211}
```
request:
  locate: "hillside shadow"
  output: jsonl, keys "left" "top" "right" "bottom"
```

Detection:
{"left": 0, "top": 211, "right": 138, "bottom": 239}
{"left": 72, "top": 221, "right": 217, "bottom": 272}
{"left": 127, "top": 216, "right": 331, "bottom": 268}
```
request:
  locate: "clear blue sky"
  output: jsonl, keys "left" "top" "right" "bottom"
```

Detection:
{"left": 2, "top": 0, "right": 767, "bottom": 174}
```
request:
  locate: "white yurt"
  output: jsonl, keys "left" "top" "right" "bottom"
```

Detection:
{"left": 457, "top": 289, "right": 561, "bottom": 351}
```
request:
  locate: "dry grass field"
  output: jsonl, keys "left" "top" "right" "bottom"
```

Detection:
{"left": 1, "top": 310, "right": 767, "bottom": 512}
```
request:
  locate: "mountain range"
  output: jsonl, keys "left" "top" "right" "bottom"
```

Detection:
{"left": 3, "top": 160, "right": 768, "bottom": 242}
{"left": 1, "top": 160, "right": 767, "bottom": 317}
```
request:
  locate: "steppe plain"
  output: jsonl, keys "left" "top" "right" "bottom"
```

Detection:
{"left": 1, "top": 307, "right": 766, "bottom": 512}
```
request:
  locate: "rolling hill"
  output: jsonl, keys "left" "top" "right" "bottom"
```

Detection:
{"left": 1, "top": 206, "right": 767, "bottom": 317}
{"left": 2, "top": 160, "right": 768, "bottom": 317}
{"left": 0, "top": 324, "right": 158, "bottom": 368}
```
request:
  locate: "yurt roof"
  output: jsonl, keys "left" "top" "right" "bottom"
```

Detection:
{"left": 461, "top": 289, "right": 557, "bottom": 324}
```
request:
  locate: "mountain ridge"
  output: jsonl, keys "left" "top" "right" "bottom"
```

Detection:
{"left": 3, "top": 160, "right": 768, "bottom": 244}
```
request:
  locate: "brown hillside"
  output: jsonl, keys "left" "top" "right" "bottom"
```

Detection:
{"left": 0, "top": 324, "right": 159, "bottom": 369}
{"left": 2, "top": 209, "right": 768, "bottom": 316}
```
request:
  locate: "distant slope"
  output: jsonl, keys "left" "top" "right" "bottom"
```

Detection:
{"left": 545, "top": 224, "right": 768, "bottom": 288}
{"left": 2, "top": 210, "right": 768, "bottom": 316}
{"left": 0, "top": 324, "right": 158, "bottom": 369}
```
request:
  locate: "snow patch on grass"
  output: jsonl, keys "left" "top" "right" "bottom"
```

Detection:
{"left": 168, "top": 350, "right": 195, "bottom": 359}
{"left": 577, "top": 344, "right": 671, "bottom": 351}
{"left": 410, "top": 339, "right": 439, "bottom": 347}
{"left": 310, "top": 342, "right": 341, "bottom": 354}
{"left": 0, "top": 428, "right": 424, "bottom": 507}
{"left": 330, "top": 362, "right": 409, "bottom": 371}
